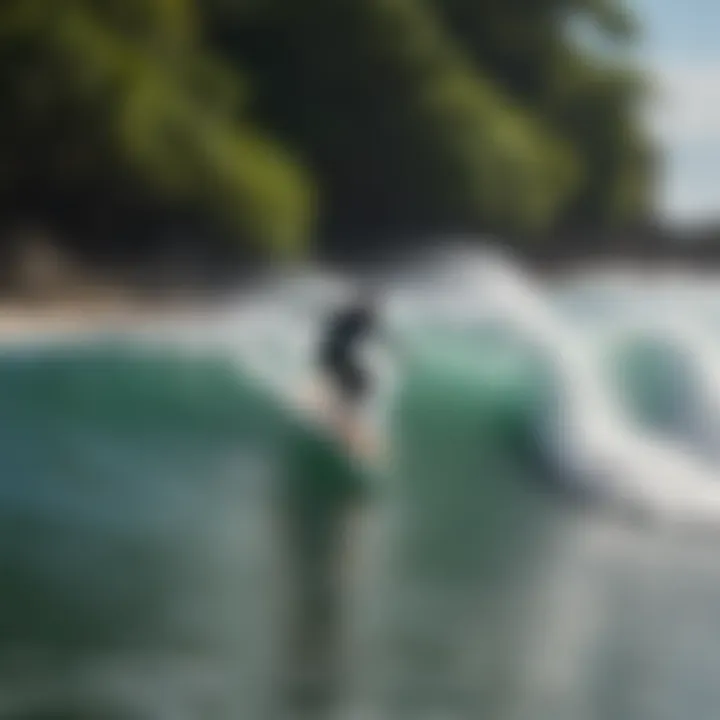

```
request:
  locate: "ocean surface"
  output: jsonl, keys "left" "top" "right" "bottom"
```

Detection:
{"left": 3, "top": 246, "right": 720, "bottom": 718}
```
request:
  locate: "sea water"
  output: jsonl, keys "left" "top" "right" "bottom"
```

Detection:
{"left": 3, "top": 247, "right": 720, "bottom": 718}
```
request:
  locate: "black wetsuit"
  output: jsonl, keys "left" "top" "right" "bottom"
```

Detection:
{"left": 318, "top": 304, "right": 375, "bottom": 404}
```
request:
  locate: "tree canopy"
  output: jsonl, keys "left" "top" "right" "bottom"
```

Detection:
{"left": 0, "top": 0, "right": 653, "bottom": 261}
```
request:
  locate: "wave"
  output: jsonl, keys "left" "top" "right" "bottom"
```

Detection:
{"left": 4, "top": 246, "right": 720, "bottom": 716}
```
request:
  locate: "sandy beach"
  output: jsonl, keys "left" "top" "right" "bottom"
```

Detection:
{"left": 0, "top": 295, "right": 205, "bottom": 340}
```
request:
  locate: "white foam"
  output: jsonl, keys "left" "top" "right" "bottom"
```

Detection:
{"left": 388, "top": 246, "right": 720, "bottom": 527}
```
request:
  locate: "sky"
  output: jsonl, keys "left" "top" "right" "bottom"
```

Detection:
{"left": 634, "top": 0, "right": 720, "bottom": 223}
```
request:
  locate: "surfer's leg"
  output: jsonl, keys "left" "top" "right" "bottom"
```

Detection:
{"left": 330, "top": 400, "right": 371, "bottom": 460}
{"left": 333, "top": 364, "right": 377, "bottom": 456}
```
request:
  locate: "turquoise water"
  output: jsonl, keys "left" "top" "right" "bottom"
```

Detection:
{"left": 4, "top": 253, "right": 720, "bottom": 718}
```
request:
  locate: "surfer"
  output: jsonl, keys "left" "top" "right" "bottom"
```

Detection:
{"left": 315, "top": 290, "right": 379, "bottom": 458}
{"left": 279, "top": 290, "right": 381, "bottom": 714}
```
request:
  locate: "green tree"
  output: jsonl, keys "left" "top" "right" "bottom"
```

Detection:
{"left": 0, "top": 0, "right": 315, "bottom": 257}
{"left": 0, "top": 0, "right": 654, "bottom": 263}
{"left": 206, "top": 0, "right": 579, "bottom": 246}
{"left": 437, "top": 0, "right": 653, "bottom": 228}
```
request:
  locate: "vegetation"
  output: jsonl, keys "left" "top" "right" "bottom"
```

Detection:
{"left": 0, "top": 0, "right": 653, "bottom": 262}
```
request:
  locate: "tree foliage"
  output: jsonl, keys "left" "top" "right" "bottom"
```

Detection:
{"left": 0, "top": 0, "right": 314, "bottom": 257}
{"left": 0, "top": 0, "right": 653, "bottom": 259}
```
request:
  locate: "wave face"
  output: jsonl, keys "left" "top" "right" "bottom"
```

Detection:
{"left": 4, "top": 249, "right": 720, "bottom": 717}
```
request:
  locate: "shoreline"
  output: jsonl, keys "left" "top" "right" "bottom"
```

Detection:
{"left": 0, "top": 258, "right": 717, "bottom": 339}
{"left": 0, "top": 295, "right": 209, "bottom": 340}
